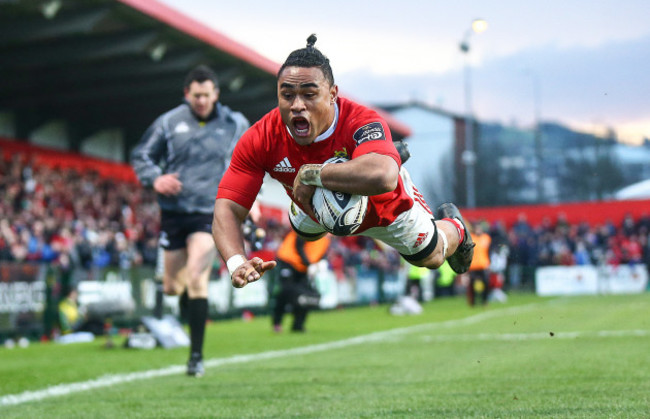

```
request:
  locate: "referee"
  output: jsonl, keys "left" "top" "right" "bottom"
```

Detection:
{"left": 131, "top": 65, "right": 249, "bottom": 376}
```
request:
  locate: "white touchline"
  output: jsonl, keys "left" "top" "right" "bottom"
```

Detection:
{"left": 419, "top": 329, "right": 650, "bottom": 343}
{"left": 0, "top": 304, "right": 538, "bottom": 407}
{"left": 5, "top": 301, "right": 638, "bottom": 408}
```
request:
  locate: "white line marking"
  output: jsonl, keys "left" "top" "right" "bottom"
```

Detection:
{"left": 1, "top": 305, "right": 536, "bottom": 407}
{"left": 2, "top": 302, "right": 643, "bottom": 407}
{"left": 420, "top": 329, "right": 650, "bottom": 343}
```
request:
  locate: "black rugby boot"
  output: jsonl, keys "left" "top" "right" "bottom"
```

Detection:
{"left": 186, "top": 352, "right": 204, "bottom": 377}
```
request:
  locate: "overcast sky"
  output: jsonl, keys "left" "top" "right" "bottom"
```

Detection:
{"left": 159, "top": 0, "right": 650, "bottom": 145}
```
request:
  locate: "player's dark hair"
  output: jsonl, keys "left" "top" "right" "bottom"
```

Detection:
{"left": 278, "top": 34, "right": 335, "bottom": 86}
{"left": 184, "top": 65, "right": 219, "bottom": 89}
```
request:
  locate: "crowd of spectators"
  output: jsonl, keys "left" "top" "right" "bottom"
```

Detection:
{"left": 2, "top": 150, "right": 649, "bottom": 290}
{"left": 484, "top": 212, "right": 650, "bottom": 288}
{"left": 0, "top": 153, "right": 159, "bottom": 278}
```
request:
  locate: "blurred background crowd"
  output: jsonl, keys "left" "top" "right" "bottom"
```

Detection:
{"left": 0, "top": 152, "right": 159, "bottom": 275}
{"left": 2, "top": 151, "right": 649, "bottom": 292}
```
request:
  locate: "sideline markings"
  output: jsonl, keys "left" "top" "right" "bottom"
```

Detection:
{"left": 420, "top": 329, "right": 650, "bottom": 343}
{"left": 6, "top": 302, "right": 643, "bottom": 407}
{"left": 1, "top": 304, "right": 535, "bottom": 407}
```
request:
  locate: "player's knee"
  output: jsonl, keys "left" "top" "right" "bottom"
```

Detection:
{"left": 404, "top": 244, "right": 446, "bottom": 269}
{"left": 185, "top": 268, "right": 209, "bottom": 294}
{"left": 186, "top": 279, "right": 206, "bottom": 295}
{"left": 426, "top": 250, "right": 446, "bottom": 269}
{"left": 163, "top": 282, "right": 182, "bottom": 296}
{"left": 410, "top": 249, "right": 445, "bottom": 270}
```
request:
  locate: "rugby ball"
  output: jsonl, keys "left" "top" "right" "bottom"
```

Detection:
{"left": 311, "top": 157, "right": 368, "bottom": 236}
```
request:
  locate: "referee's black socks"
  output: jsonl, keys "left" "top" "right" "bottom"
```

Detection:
{"left": 188, "top": 298, "right": 208, "bottom": 357}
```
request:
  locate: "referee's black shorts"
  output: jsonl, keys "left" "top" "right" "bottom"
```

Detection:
{"left": 159, "top": 211, "right": 213, "bottom": 251}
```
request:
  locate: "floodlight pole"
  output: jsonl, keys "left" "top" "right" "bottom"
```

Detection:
{"left": 532, "top": 72, "right": 543, "bottom": 203}
{"left": 459, "top": 19, "right": 487, "bottom": 209}
{"left": 460, "top": 46, "right": 476, "bottom": 209}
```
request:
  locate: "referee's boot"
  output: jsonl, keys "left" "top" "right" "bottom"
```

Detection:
{"left": 186, "top": 352, "right": 204, "bottom": 377}
{"left": 435, "top": 202, "right": 475, "bottom": 274}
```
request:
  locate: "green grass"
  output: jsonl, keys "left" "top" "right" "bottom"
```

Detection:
{"left": 1, "top": 293, "right": 649, "bottom": 418}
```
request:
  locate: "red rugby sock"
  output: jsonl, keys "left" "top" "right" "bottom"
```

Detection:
{"left": 442, "top": 218, "right": 465, "bottom": 243}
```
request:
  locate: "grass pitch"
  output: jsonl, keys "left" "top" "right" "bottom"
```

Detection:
{"left": 1, "top": 292, "right": 649, "bottom": 418}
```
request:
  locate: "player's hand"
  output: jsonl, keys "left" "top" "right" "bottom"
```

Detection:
{"left": 293, "top": 165, "right": 321, "bottom": 217}
{"left": 231, "top": 257, "right": 277, "bottom": 288}
{"left": 154, "top": 173, "right": 182, "bottom": 196}
{"left": 295, "top": 164, "right": 323, "bottom": 187}
{"left": 292, "top": 182, "right": 317, "bottom": 218}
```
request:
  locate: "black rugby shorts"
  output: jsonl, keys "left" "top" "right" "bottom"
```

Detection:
{"left": 159, "top": 211, "right": 213, "bottom": 250}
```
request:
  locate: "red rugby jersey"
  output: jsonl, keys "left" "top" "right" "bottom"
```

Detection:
{"left": 217, "top": 97, "right": 413, "bottom": 233}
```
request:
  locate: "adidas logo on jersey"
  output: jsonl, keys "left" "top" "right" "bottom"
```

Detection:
{"left": 273, "top": 157, "right": 296, "bottom": 173}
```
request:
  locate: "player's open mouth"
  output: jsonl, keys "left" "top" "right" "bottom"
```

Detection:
{"left": 291, "top": 117, "right": 310, "bottom": 137}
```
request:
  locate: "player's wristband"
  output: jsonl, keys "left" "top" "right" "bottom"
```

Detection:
{"left": 299, "top": 164, "right": 324, "bottom": 188}
{"left": 226, "top": 254, "right": 246, "bottom": 277}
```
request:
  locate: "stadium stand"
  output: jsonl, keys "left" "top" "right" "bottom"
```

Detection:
{"left": 1, "top": 148, "right": 649, "bottom": 340}
{"left": 2, "top": 141, "right": 648, "bottom": 276}
{"left": 0, "top": 0, "right": 409, "bottom": 163}
{"left": 0, "top": 140, "right": 157, "bottom": 268}
{"left": 1, "top": 0, "right": 647, "bottom": 341}
{"left": 0, "top": 0, "right": 411, "bottom": 341}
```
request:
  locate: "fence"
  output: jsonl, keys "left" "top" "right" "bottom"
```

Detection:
{"left": 535, "top": 264, "right": 649, "bottom": 296}
{"left": 0, "top": 261, "right": 410, "bottom": 341}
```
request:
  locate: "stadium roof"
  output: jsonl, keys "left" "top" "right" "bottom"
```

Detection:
{"left": 0, "top": 0, "right": 411, "bottom": 160}
{"left": 614, "top": 179, "right": 650, "bottom": 200}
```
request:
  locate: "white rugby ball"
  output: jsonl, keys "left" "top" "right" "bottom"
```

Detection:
{"left": 311, "top": 157, "right": 368, "bottom": 236}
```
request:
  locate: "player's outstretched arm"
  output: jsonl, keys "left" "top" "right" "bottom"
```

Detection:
{"left": 213, "top": 198, "right": 277, "bottom": 288}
